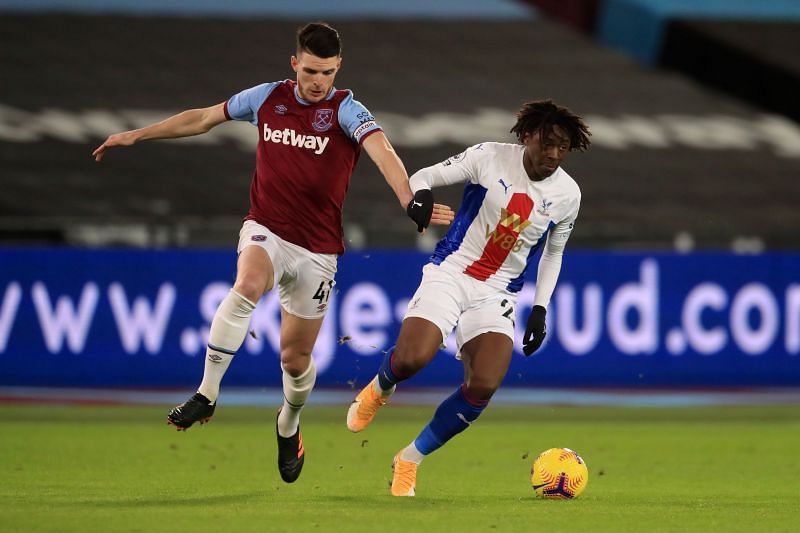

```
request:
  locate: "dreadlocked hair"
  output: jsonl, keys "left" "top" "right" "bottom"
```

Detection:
{"left": 510, "top": 100, "right": 591, "bottom": 152}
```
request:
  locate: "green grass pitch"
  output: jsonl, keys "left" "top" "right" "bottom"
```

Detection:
{"left": 1, "top": 402, "right": 798, "bottom": 532}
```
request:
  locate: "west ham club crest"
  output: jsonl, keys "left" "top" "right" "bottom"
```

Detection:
{"left": 311, "top": 108, "right": 334, "bottom": 132}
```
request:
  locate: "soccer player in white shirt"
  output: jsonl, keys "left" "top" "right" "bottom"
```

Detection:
{"left": 346, "top": 100, "right": 591, "bottom": 496}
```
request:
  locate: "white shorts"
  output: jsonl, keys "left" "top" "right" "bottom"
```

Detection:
{"left": 237, "top": 220, "right": 337, "bottom": 319}
{"left": 404, "top": 263, "right": 517, "bottom": 358}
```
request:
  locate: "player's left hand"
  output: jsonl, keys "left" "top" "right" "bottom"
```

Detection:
{"left": 522, "top": 305, "right": 547, "bottom": 356}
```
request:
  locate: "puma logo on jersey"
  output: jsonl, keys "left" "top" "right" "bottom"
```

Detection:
{"left": 263, "top": 124, "right": 330, "bottom": 155}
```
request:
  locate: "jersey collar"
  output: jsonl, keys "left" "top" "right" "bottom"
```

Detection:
{"left": 293, "top": 84, "right": 336, "bottom": 106}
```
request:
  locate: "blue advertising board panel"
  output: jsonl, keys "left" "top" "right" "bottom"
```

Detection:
{"left": 0, "top": 248, "right": 798, "bottom": 387}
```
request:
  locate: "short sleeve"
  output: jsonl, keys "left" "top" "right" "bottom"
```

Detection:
{"left": 225, "top": 82, "right": 281, "bottom": 126}
{"left": 337, "top": 91, "right": 382, "bottom": 143}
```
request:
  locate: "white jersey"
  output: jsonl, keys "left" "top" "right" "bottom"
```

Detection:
{"left": 409, "top": 142, "right": 581, "bottom": 305}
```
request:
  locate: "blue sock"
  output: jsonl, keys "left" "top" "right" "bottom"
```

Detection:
{"left": 377, "top": 349, "right": 405, "bottom": 390}
{"left": 414, "top": 385, "right": 489, "bottom": 455}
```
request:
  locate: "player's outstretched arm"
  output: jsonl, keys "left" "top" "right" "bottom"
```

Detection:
{"left": 362, "top": 131, "right": 414, "bottom": 208}
{"left": 92, "top": 102, "right": 227, "bottom": 162}
{"left": 362, "top": 132, "right": 454, "bottom": 232}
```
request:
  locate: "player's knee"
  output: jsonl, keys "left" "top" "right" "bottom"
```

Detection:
{"left": 389, "top": 344, "right": 425, "bottom": 379}
{"left": 464, "top": 377, "right": 500, "bottom": 402}
{"left": 233, "top": 278, "right": 266, "bottom": 303}
{"left": 280, "top": 349, "right": 312, "bottom": 377}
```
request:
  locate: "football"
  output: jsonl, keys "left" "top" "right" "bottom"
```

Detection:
{"left": 531, "top": 447, "right": 589, "bottom": 499}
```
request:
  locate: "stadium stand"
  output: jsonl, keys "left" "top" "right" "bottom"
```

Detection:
{"left": 529, "top": 1, "right": 800, "bottom": 128}
{"left": 660, "top": 18, "right": 800, "bottom": 123}
{"left": 1, "top": 4, "right": 799, "bottom": 250}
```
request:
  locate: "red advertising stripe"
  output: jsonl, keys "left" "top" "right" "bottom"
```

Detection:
{"left": 464, "top": 192, "right": 533, "bottom": 281}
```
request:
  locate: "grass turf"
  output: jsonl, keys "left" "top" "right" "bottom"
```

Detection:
{"left": 1, "top": 403, "right": 798, "bottom": 532}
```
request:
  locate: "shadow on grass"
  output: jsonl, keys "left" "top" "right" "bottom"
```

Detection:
{"left": 318, "top": 493, "right": 484, "bottom": 507}
{"left": 61, "top": 492, "right": 266, "bottom": 508}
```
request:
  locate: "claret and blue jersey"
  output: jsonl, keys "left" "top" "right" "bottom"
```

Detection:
{"left": 409, "top": 142, "right": 581, "bottom": 294}
{"left": 224, "top": 79, "right": 382, "bottom": 255}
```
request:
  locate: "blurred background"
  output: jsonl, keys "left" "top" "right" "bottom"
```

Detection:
{"left": 1, "top": 0, "right": 799, "bottom": 399}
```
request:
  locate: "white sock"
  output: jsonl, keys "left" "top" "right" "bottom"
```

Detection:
{"left": 400, "top": 442, "right": 426, "bottom": 465}
{"left": 372, "top": 376, "right": 396, "bottom": 397}
{"left": 198, "top": 289, "right": 256, "bottom": 403}
{"left": 277, "top": 358, "right": 317, "bottom": 437}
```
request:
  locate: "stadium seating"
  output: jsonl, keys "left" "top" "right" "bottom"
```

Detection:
{"left": 1, "top": 10, "right": 798, "bottom": 250}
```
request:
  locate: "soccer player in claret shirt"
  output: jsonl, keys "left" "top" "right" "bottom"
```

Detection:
{"left": 92, "top": 22, "right": 454, "bottom": 483}
{"left": 346, "top": 100, "right": 591, "bottom": 496}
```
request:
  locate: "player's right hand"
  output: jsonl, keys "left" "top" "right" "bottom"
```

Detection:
{"left": 522, "top": 305, "right": 547, "bottom": 356}
{"left": 406, "top": 189, "right": 434, "bottom": 233}
{"left": 92, "top": 131, "right": 137, "bottom": 162}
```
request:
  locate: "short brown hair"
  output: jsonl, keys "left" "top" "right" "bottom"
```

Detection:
{"left": 296, "top": 22, "right": 341, "bottom": 58}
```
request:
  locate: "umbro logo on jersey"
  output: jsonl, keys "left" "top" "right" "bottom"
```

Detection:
{"left": 263, "top": 124, "right": 329, "bottom": 155}
{"left": 274, "top": 104, "right": 288, "bottom": 115}
{"left": 251, "top": 235, "right": 267, "bottom": 242}
{"left": 498, "top": 178, "right": 512, "bottom": 194}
